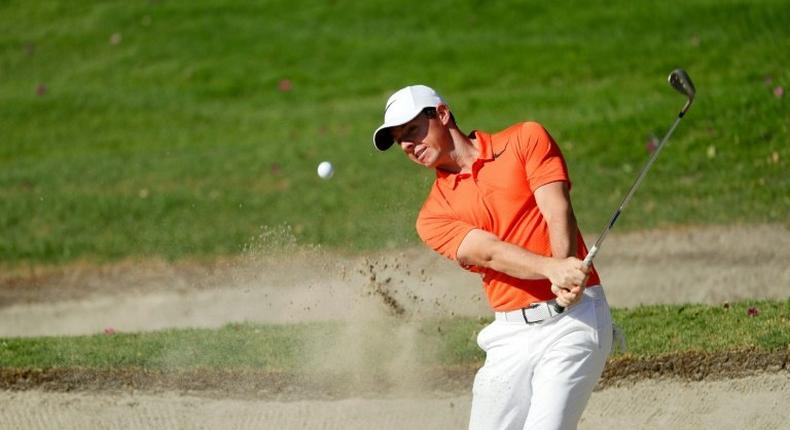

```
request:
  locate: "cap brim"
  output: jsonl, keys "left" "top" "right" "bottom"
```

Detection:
{"left": 373, "top": 125, "right": 395, "bottom": 151}
{"left": 372, "top": 109, "right": 423, "bottom": 151}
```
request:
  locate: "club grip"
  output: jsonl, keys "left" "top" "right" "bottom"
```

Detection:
{"left": 552, "top": 247, "right": 598, "bottom": 315}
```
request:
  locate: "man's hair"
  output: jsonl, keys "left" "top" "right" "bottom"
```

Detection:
{"left": 422, "top": 107, "right": 457, "bottom": 124}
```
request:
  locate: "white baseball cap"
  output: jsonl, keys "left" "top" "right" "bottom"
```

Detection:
{"left": 372, "top": 84, "right": 445, "bottom": 151}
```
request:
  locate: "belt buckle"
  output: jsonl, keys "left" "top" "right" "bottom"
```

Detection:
{"left": 521, "top": 303, "right": 551, "bottom": 324}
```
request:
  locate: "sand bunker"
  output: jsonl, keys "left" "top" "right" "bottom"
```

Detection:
{"left": 1, "top": 224, "right": 788, "bottom": 429}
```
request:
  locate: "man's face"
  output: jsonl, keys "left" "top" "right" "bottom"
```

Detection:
{"left": 390, "top": 111, "right": 444, "bottom": 168}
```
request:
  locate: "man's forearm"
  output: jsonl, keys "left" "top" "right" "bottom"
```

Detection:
{"left": 456, "top": 228, "right": 588, "bottom": 291}
{"left": 484, "top": 237, "right": 555, "bottom": 280}
{"left": 457, "top": 229, "right": 554, "bottom": 280}
{"left": 534, "top": 181, "right": 578, "bottom": 259}
{"left": 546, "top": 214, "right": 578, "bottom": 258}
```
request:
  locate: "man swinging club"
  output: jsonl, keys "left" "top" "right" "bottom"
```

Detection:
{"left": 372, "top": 85, "right": 612, "bottom": 429}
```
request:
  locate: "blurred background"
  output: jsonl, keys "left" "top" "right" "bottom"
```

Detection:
{"left": 1, "top": 0, "right": 787, "bottom": 267}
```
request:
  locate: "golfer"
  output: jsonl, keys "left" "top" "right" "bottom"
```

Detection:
{"left": 372, "top": 85, "right": 612, "bottom": 429}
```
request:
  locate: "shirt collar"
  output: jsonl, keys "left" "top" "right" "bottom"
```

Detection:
{"left": 475, "top": 130, "right": 495, "bottom": 161}
{"left": 435, "top": 130, "right": 492, "bottom": 189}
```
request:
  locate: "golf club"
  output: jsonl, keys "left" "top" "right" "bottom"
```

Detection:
{"left": 554, "top": 68, "right": 696, "bottom": 314}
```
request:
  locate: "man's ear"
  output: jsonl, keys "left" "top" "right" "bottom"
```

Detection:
{"left": 436, "top": 103, "right": 452, "bottom": 126}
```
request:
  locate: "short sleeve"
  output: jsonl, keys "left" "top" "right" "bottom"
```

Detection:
{"left": 519, "top": 122, "right": 570, "bottom": 191}
{"left": 416, "top": 189, "right": 477, "bottom": 262}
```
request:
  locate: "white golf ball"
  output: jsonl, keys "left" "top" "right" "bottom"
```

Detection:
{"left": 317, "top": 161, "right": 334, "bottom": 179}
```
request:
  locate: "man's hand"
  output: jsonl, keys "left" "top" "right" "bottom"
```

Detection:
{"left": 551, "top": 284, "right": 584, "bottom": 308}
{"left": 546, "top": 257, "right": 589, "bottom": 308}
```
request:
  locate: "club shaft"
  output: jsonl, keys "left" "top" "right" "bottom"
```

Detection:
{"left": 555, "top": 109, "right": 687, "bottom": 314}
{"left": 584, "top": 112, "right": 684, "bottom": 265}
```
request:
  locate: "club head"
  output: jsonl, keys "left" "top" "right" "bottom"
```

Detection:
{"left": 668, "top": 69, "right": 696, "bottom": 116}
{"left": 669, "top": 69, "right": 695, "bottom": 99}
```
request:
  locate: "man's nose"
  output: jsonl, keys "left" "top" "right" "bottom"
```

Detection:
{"left": 399, "top": 140, "right": 415, "bottom": 153}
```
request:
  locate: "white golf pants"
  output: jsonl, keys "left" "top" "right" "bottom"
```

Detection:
{"left": 469, "top": 286, "right": 612, "bottom": 430}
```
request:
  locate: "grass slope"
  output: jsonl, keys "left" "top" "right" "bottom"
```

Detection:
{"left": 1, "top": 0, "right": 788, "bottom": 265}
{"left": 1, "top": 300, "right": 787, "bottom": 370}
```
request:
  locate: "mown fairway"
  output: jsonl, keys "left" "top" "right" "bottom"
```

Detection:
{"left": 2, "top": 0, "right": 788, "bottom": 266}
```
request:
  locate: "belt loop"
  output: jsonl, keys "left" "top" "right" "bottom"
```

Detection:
{"left": 521, "top": 307, "right": 529, "bottom": 324}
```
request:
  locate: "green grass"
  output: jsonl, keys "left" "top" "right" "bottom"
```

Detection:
{"left": 1, "top": 0, "right": 788, "bottom": 265}
{"left": 1, "top": 300, "right": 786, "bottom": 370}
{"left": 0, "top": 322, "right": 320, "bottom": 370}
{"left": 611, "top": 300, "right": 790, "bottom": 355}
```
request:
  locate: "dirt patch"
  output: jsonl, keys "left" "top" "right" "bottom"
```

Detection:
{"left": 2, "top": 348, "right": 787, "bottom": 399}
{"left": 599, "top": 347, "right": 789, "bottom": 388}
{"left": 0, "top": 366, "right": 470, "bottom": 400}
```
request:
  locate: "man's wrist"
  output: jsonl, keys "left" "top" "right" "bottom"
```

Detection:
{"left": 535, "top": 255, "right": 556, "bottom": 282}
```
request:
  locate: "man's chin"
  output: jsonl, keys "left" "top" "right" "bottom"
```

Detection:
{"left": 412, "top": 156, "right": 433, "bottom": 169}
{"left": 420, "top": 154, "right": 438, "bottom": 168}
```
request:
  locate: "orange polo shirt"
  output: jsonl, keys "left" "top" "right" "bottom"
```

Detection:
{"left": 416, "top": 121, "right": 600, "bottom": 311}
